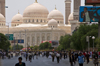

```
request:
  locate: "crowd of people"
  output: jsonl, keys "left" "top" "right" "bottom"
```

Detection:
{"left": 0, "top": 50, "right": 100, "bottom": 66}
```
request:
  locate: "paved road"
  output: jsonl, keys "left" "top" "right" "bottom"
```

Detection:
{"left": 1, "top": 56, "right": 100, "bottom": 66}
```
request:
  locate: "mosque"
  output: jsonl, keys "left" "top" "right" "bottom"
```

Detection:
{"left": 0, "top": 0, "right": 81, "bottom": 47}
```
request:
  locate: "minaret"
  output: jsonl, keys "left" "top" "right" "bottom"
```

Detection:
{"left": 18, "top": 10, "right": 20, "bottom": 14}
{"left": 65, "top": 0, "right": 71, "bottom": 24}
{"left": 73, "top": 0, "right": 81, "bottom": 20}
{"left": 0, "top": 0, "right": 5, "bottom": 17}
{"left": 35, "top": 0, "right": 38, "bottom": 3}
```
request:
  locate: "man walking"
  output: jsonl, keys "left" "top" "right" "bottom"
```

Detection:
{"left": 56, "top": 52, "right": 60, "bottom": 63}
{"left": 78, "top": 53, "right": 85, "bottom": 66}
{"left": 52, "top": 52, "right": 55, "bottom": 62}
{"left": 15, "top": 57, "right": 26, "bottom": 66}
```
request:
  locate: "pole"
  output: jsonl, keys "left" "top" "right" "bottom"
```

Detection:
{"left": 8, "top": 23, "right": 9, "bottom": 34}
{"left": 93, "top": 39, "right": 94, "bottom": 51}
{"left": 14, "top": 37, "right": 15, "bottom": 51}
{"left": 25, "top": 30, "right": 26, "bottom": 51}
{"left": 88, "top": 41, "right": 89, "bottom": 51}
{"left": 0, "top": 58, "right": 1, "bottom": 66}
{"left": 17, "top": 40, "right": 18, "bottom": 51}
{"left": 51, "top": 26, "right": 53, "bottom": 47}
{"left": 87, "top": 36, "right": 90, "bottom": 51}
{"left": 7, "top": 23, "right": 9, "bottom": 39}
{"left": 98, "top": 22, "right": 100, "bottom": 37}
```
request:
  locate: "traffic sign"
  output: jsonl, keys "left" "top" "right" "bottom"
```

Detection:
{"left": 6, "top": 34, "right": 13, "bottom": 40}
{"left": 18, "top": 39, "right": 24, "bottom": 43}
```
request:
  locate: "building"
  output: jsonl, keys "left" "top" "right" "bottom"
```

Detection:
{"left": 0, "top": 0, "right": 5, "bottom": 17}
{"left": 0, "top": 0, "right": 81, "bottom": 47}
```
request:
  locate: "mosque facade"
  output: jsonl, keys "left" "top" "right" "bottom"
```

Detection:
{"left": 0, "top": 0, "right": 81, "bottom": 47}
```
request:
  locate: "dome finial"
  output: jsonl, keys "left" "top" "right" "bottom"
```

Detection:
{"left": 35, "top": 0, "right": 38, "bottom": 3}
{"left": 18, "top": 10, "right": 20, "bottom": 14}
{"left": 55, "top": 5, "right": 57, "bottom": 10}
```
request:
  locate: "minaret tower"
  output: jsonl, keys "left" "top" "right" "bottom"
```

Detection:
{"left": 65, "top": 0, "right": 71, "bottom": 24}
{"left": 0, "top": 0, "right": 5, "bottom": 17}
{"left": 35, "top": 0, "right": 38, "bottom": 3}
{"left": 73, "top": 0, "right": 81, "bottom": 20}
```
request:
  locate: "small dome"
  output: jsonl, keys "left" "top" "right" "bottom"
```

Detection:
{"left": 47, "top": 9, "right": 63, "bottom": 20}
{"left": 68, "top": 13, "right": 74, "bottom": 21}
{"left": 12, "top": 13, "right": 23, "bottom": 22}
{"left": 0, "top": 13, "right": 5, "bottom": 21}
{"left": 23, "top": 2, "right": 49, "bottom": 17}
{"left": 48, "top": 19, "right": 57, "bottom": 25}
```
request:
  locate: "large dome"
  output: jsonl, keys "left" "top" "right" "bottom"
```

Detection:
{"left": 23, "top": 2, "right": 49, "bottom": 17}
{"left": 12, "top": 13, "right": 23, "bottom": 22}
{"left": 48, "top": 10, "right": 63, "bottom": 19}
{"left": 0, "top": 13, "right": 5, "bottom": 21}
{"left": 47, "top": 8, "right": 64, "bottom": 25}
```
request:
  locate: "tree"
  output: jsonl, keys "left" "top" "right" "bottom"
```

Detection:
{"left": 39, "top": 42, "right": 53, "bottom": 50}
{"left": 0, "top": 33, "right": 11, "bottom": 50}
{"left": 12, "top": 44, "right": 23, "bottom": 50}
{"left": 71, "top": 24, "right": 98, "bottom": 50}
{"left": 59, "top": 35, "right": 71, "bottom": 50}
{"left": 33, "top": 45, "right": 39, "bottom": 50}
{"left": 30, "top": 46, "right": 34, "bottom": 50}
{"left": 57, "top": 45, "right": 63, "bottom": 51}
{"left": 95, "top": 38, "right": 100, "bottom": 51}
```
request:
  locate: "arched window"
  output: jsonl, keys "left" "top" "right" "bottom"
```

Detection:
{"left": 42, "top": 36, "right": 45, "bottom": 41}
{"left": 47, "top": 36, "right": 50, "bottom": 41}
{"left": 33, "top": 19, "right": 34, "bottom": 22}
{"left": 17, "top": 20, "right": 20, "bottom": 21}
{"left": 37, "top": 36, "right": 40, "bottom": 45}
{"left": 29, "top": 19, "right": 30, "bottom": 22}
{"left": 58, "top": 21, "right": 59, "bottom": 23}
{"left": 37, "top": 19, "right": 38, "bottom": 22}
{"left": 32, "top": 37, "right": 35, "bottom": 45}
{"left": 41, "top": 19, "right": 42, "bottom": 22}
{"left": 54, "top": 36, "right": 58, "bottom": 40}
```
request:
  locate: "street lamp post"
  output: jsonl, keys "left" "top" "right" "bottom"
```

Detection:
{"left": 13, "top": 37, "right": 15, "bottom": 51}
{"left": 92, "top": 36, "right": 95, "bottom": 52}
{"left": 24, "top": 29, "right": 28, "bottom": 51}
{"left": 86, "top": 36, "right": 91, "bottom": 51}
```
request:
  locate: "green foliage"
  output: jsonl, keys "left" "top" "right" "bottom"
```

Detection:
{"left": 0, "top": 33, "right": 11, "bottom": 50}
{"left": 71, "top": 24, "right": 98, "bottom": 50}
{"left": 95, "top": 38, "right": 100, "bottom": 51}
{"left": 30, "top": 46, "right": 34, "bottom": 50}
{"left": 12, "top": 44, "right": 23, "bottom": 50}
{"left": 59, "top": 35, "right": 71, "bottom": 50}
{"left": 57, "top": 45, "right": 63, "bottom": 51}
{"left": 33, "top": 45, "right": 39, "bottom": 50}
{"left": 58, "top": 24, "right": 98, "bottom": 51}
{"left": 39, "top": 42, "right": 53, "bottom": 50}
{"left": 9, "top": 46, "right": 12, "bottom": 50}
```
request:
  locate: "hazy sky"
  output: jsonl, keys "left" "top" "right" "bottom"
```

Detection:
{"left": 5, "top": 0, "right": 85, "bottom": 24}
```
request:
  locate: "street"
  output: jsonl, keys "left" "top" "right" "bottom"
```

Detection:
{"left": 1, "top": 56, "right": 100, "bottom": 66}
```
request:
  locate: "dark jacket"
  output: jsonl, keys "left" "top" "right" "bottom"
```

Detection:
{"left": 15, "top": 62, "right": 26, "bottom": 66}
{"left": 81, "top": 11, "right": 93, "bottom": 22}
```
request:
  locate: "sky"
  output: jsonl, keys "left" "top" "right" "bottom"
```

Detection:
{"left": 5, "top": 0, "right": 85, "bottom": 24}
